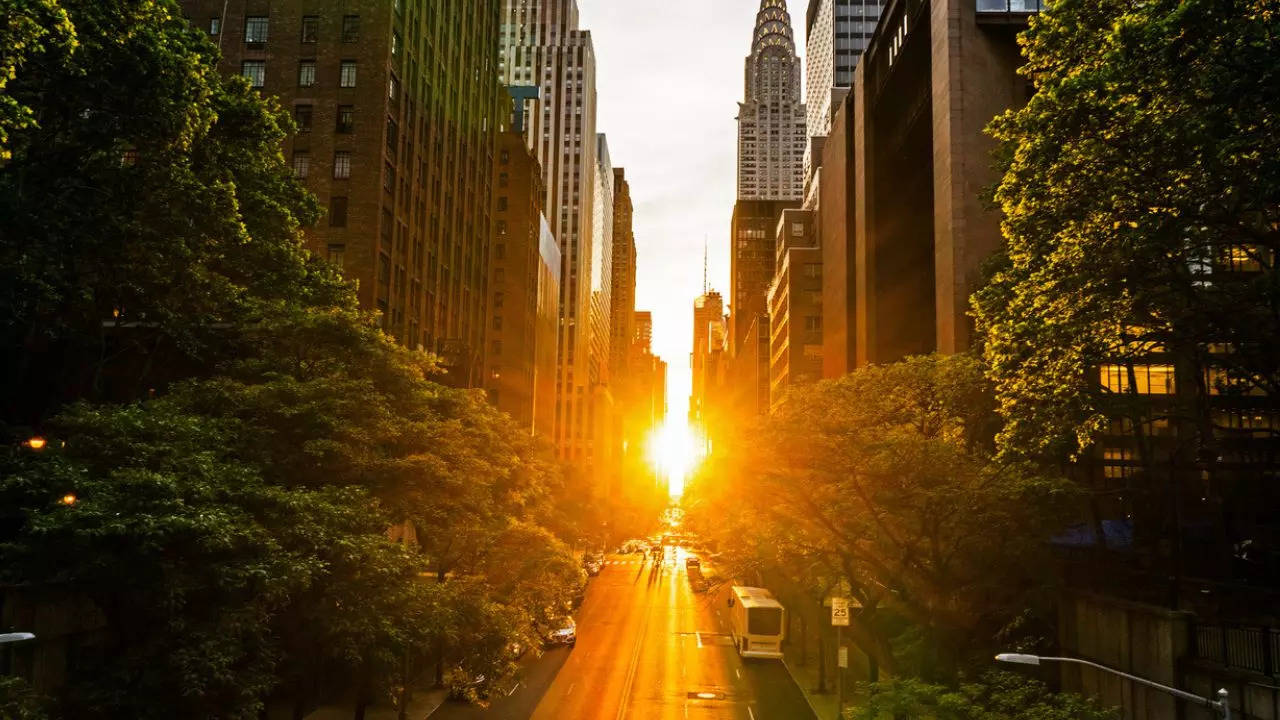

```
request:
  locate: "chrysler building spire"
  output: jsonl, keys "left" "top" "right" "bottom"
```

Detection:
{"left": 737, "top": 0, "right": 806, "bottom": 200}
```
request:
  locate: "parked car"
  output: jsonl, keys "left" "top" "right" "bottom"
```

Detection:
{"left": 546, "top": 616, "right": 577, "bottom": 647}
{"left": 445, "top": 669, "right": 489, "bottom": 701}
{"left": 685, "top": 557, "right": 701, "bottom": 571}
{"left": 585, "top": 559, "right": 602, "bottom": 576}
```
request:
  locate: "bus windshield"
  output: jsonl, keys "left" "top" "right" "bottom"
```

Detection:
{"left": 747, "top": 607, "right": 782, "bottom": 635}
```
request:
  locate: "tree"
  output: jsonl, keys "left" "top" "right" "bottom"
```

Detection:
{"left": 0, "top": 0, "right": 346, "bottom": 425}
{"left": 0, "top": 399, "right": 417, "bottom": 720}
{"left": 686, "top": 355, "right": 1074, "bottom": 678}
{"left": 849, "top": 671, "right": 1118, "bottom": 720}
{"left": 975, "top": 0, "right": 1280, "bottom": 463}
{"left": 0, "top": 0, "right": 75, "bottom": 161}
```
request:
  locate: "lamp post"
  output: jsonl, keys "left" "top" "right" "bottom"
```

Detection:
{"left": 996, "top": 653, "right": 1231, "bottom": 719}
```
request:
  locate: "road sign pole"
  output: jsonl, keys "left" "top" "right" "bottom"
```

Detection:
{"left": 837, "top": 625, "right": 845, "bottom": 719}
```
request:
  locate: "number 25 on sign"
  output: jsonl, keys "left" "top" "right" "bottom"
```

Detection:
{"left": 831, "top": 597, "right": 850, "bottom": 626}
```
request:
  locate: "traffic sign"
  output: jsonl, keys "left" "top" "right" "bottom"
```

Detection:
{"left": 831, "top": 597, "right": 850, "bottom": 626}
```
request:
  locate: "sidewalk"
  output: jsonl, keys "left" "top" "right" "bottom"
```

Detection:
{"left": 268, "top": 687, "right": 449, "bottom": 720}
{"left": 782, "top": 638, "right": 841, "bottom": 720}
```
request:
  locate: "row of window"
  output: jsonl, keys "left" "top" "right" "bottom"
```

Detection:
{"left": 241, "top": 60, "right": 358, "bottom": 89}
{"left": 294, "top": 104, "right": 355, "bottom": 133}
{"left": 211, "top": 14, "right": 360, "bottom": 44}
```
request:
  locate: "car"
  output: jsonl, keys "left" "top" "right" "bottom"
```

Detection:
{"left": 445, "top": 669, "right": 489, "bottom": 701}
{"left": 585, "top": 560, "right": 602, "bottom": 576}
{"left": 546, "top": 617, "right": 576, "bottom": 647}
{"left": 685, "top": 557, "right": 701, "bottom": 571}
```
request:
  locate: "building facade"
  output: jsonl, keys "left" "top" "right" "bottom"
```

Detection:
{"left": 610, "top": 169, "right": 637, "bottom": 380}
{"left": 730, "top": 200, "right": 800, "bottom": 356}
{"left": 690, "top": 291, "right": 726, "bottom": 426}
{"left": 486, "top": 93, "right": 561, "bottom": 436}
{"left": 498, "top": 0, "right": 599, "bottom": 459}
{"left": 847, "top": 0, "right": 1032, "bottom": 364}
{"left": 804, "top": 0, "right": 883, "bottom": 178}
{"left": 737, "top": 0, "right": 807, "bottom": 202}
{"left": 181, "top": 0, "right": 501, "bottom": 386}
{"left": 767, "top": 209, "right": 823, "bottom": 405}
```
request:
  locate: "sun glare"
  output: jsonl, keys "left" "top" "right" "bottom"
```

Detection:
{"left": 647, "top": 418, "right": 704, "bottom": 499}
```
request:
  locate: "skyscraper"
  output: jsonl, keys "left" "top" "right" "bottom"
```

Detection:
{"left": 180, "top": 0, "right": 501, "bottom": 386}
{"left": 737, "top": 0, "right": 807, "bottom": 202}
{"left": 610, "top": 169, "right": 637, "bottom": 380}
{"left": 499, "top": 0, "right": 599, "bottom": 459}
{"left": 731, "top": 0, "right": 806, "bottom": 371}
{"left": 804, "top": 0, "right": 882, "bottom": 177}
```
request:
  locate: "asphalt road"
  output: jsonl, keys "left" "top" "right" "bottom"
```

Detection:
{"left": 433, "top": 547, "right": 815, "bottom": 720}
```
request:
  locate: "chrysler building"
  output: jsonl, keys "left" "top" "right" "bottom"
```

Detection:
{"left": 737, "top": 0, "right": 806, "bottom": 201}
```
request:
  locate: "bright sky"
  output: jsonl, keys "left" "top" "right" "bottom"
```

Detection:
{"left": 578, "top": 0, "right": 809, "bottom": 417}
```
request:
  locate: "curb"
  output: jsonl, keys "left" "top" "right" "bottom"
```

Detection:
{"left": 782, "top": 656, "right": 828, "bottom": 720}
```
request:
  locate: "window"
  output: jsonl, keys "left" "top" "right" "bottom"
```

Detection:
{"left": 804, "top": 316, "right": 822, "bottom": 331}
{"left": 336, "top": 105, "right": 354, "bottom": 133}
{"left": 298, "top": 61, "right": 316, "bottom": 87}
{"left": 388, "top": 74, "right": 399, "bottom": 101}
{"left": 495, "top": 243, "right": 505, "bottom": 260}
{"left": 1099, "top": 364, "right": 1176, "bottom": 395}
{"left": 291, "top": 151, "right": 310, "bottom": 178}
{"left": 209, "top": 17, "right": 221, "bottom": 35}
{"left": 340, "top": 61, "right": 357, "bottom": 88}
{"left": 383, "top": 161, "right": 395, "bottom": 192}
{"left": 300, "top": 16, "right": 319, "bottom": 43}
{"left": 748, "top": 607, "right": 782, "bottom": 636}
{"left": 327, "top": 244, "right": 345, "bottom": 268}
{"left": 294, "top": 104, "right": 313, "bottom": 132}
{"left": 329, "top": 196, "right": 348, "bottom": 227}
{"left": 803, "top": 263, "right": 822, "bottom": 279}
{"left": 341, "top": 15, "right": 360, "bottom": 43}
{"left": 493, "top": 315, "right": 503, "bottom": 331}
{"left": 333, "top": 151, "right": 351, "bottom": 179}
{"left": 244, "top": 16, "right": 268, "bottom": 44}
{"left": 498, "top": 172, "right": 508, "bottom": 188}
{"left": 392, "top": 32, "right": 402, "bottom": 59}
{"left": 496, "top": 196, "right": 508, "bottom": 211}
{"left": 241, "top": 60, "right": 265, "bottom": 88}
{"left": 494, "top": 292, "right": 504, "bottom": 309}
{"left": 491, "top": 340, "right": 502, "bottom": 356}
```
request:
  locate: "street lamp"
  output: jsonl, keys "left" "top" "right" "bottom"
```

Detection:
{"left": 0, "top": 633, "right": 35, "bottom": 644}
{"left": 996, "top": 653, "right": 1231, "bottom": 719}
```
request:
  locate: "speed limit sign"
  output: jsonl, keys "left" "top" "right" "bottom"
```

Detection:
{"left": 831, "top": 597, "right": 850, "bottom": 626}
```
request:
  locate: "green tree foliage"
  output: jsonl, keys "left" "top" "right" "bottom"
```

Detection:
{"left": 0, "top": 0, "right": 74, "bottom": 160}
{"left": 974, "top": 0, "right": 1280, "bottom": 462}
{"left": 685, "top": 355, "right": 1073, "bottom": 677}
{"left": 849, "top": 671, "right": 1117, "bottom": 720}
{"left": 0, "top": 1, "right": 587, "bottom": 717}
{"left": 0, "top": 0, "right": 347, "bottom": 422}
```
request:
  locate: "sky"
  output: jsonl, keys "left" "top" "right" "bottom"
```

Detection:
{"left": 577, "top": 0, "right": 809, "bottom": 417}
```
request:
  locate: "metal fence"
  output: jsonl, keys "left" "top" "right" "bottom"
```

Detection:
{"left": 1193, "top": 623, "right": 1280, "bottom": 677}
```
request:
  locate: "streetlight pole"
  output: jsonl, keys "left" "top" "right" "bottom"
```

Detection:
{"left": 996, "top": 653, "right": 1231, "bottom": 719}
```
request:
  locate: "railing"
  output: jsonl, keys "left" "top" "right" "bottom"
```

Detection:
{"left": 976, "top": 0, "right": 1042, "bottom": 12}
{"left": 1192, "top": 623, "right": 1280, "bottom": 678}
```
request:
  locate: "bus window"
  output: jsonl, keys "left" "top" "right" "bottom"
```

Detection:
{"left": 748, "top": 607, "right": 782, "bottom": 635}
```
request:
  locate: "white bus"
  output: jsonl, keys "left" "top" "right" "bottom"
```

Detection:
{"left": 728, "top": 586, "right": 785, "bottom": 659}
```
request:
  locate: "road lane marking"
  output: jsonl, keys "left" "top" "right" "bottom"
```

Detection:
{"left": 748, "top": 706, "right": 756, "bottom": 720}
{"left": 615, "top": 580, "right": 655, "bottom": 720}
{"left": 507, "top": 682, "right": 521, "bottom": 697}
{"left": 567, "top": 682, "right": 576, "bottom": 696}
{"left": 735, "top": 668, "right": 741, "bottom": 680}
{"left": 695, "top": 632, "right": 703, "bottom": 648}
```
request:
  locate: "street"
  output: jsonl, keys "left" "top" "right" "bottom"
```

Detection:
{"left": 433, "top": 547, "right": 815, "bottom": 720}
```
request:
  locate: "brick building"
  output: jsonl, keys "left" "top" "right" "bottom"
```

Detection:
{"left": 767, "top": 209, "right": 822, "bottom": 406}
{"left": 486, "top": 91, "right": 561, "bottom": 436}
{"left": 180, "top": 0, "right": 502, "bottom": 386}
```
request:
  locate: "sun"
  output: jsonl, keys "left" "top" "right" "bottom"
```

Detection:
{"left": 647, "top": 418, "right": 705, "bottom": 499}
